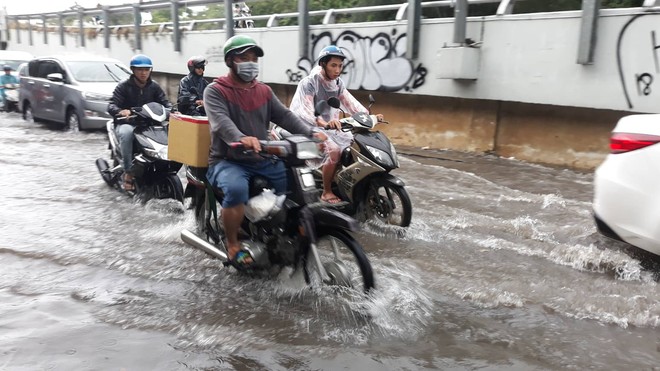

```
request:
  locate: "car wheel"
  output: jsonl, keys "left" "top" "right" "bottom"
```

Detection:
{"left": 23, "top": 102, "right": 35, "bottom": 123}
{"left": 66, "top": 108, "right": 81, "bottom": 132}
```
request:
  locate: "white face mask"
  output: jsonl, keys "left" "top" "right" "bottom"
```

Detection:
{"left": 235, "top": 61, "right": 259, "bottom": 82}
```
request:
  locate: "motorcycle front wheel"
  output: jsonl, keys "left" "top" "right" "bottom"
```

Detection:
{"left": 364, "top": 184, "right": 412, "bottom": 227}
{"left": 140, "top": 175, "right": 184, "bottom": 203}
{"left": 304, "top": 228, "right": 375, "bottom": 294}
{"left": 162, "top": 174, "right": 184, "bottom": 203}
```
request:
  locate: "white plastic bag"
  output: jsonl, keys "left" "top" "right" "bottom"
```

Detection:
{"left": 244, "top": 189, "right": 286, "bottom": 222}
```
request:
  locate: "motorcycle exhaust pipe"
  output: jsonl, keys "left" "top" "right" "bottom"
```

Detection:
{"left": 180, "top": 229, "right": 227, "bottom": 261}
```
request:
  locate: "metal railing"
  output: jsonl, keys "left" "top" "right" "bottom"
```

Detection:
{"left": 3, "top": 0, "right": 651, "bottom": 62}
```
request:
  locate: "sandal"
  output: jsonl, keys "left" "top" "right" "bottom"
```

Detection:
{"left": 122, "top": 174, "right": 135, "bottom": 191}
{"left": 321, "top": 195, "right": 342, "bottom": 204}
{"left": 223, "top": 248, "right": 255, "bottom": 270}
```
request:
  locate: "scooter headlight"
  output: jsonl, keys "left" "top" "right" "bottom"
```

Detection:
{"left": 145, "top": 142, "right": 168, "bottom": 160}
{"left": 295, "top": 140, "right": 322, "bottom": 160}
{"left": 158, "top": 146, "right": 168, "bottom": 160}
{"left": 389, "top": 142, "right": 399, "bottom": 167}
{"left": 365, "top": 144, "right": 394, "bottom": 168}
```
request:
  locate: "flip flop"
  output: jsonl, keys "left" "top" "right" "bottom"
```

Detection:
{"left": 223, "top": 249, "right": 255, "bottom": 270}
{"left": 321, "top": 195, "right": 342, "bottom": 204}
{"left": 122, "top": 175, "right": 135, "bottom": 191}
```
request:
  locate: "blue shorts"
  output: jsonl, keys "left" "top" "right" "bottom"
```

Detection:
{"left": 206, "top": 159, "right": 287, "bottom": 208}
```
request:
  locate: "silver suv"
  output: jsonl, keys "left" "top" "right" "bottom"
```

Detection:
{"left": 20, "top": 54, "right": 131, "bottom": 130}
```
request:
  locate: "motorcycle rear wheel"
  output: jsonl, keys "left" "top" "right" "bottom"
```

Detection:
{"left": 365, "top": 184, "right": 412, "bottom": 227}
{"left": 305, "top": 228, "right": 375, "bottom": 294}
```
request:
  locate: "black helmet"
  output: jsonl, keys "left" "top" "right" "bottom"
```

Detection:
{"left": 187, "top": 55, "right": 207, "bottom": 73}
{"left": 317, "top": 45, "right": 346, "bottom": 66}
{"left": 3, "top": 65, "right": 12, "bottom": 71}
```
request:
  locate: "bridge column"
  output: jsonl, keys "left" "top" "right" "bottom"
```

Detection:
{"left": 133, "top": 4, "right": 142, "bottom": 51}
{"left": 27, "top": 16, "right": 32, "bottom": 46}
{"left": 453, "top": 0, "right": 467, "bottom": 44}
{"left": 58, "top": 13, "right": 65, "bottom": 46}
{"left": 103, "top": 6, "right": 110, "bottom": 49}
{"left": 406, "top": 0, "right": 421, "bottom": 59}
{"left": 41, "top": 15, "right": 47, "bottom": 45}
{"left": 577, "top": 0, "right": 600, "bottom": 65}
{"left": 78, "top": 10, "right": 85, "bottom": 47}
{"left": 299, "top": 0, "right": 309, "bottom": 59}
{"left": 172, "top": 0, "right": 181, "bottom": 52}
{"left": 224, "top": 0, "right": 234, "bottom": 38}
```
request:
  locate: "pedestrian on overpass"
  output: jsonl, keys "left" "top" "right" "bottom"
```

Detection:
{"left": 289, "top": 45, "right": 383, "bottom": 204}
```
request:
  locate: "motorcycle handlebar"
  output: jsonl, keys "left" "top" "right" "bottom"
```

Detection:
{"left": 230, "top": 140, "right": 292, "bottom": 158}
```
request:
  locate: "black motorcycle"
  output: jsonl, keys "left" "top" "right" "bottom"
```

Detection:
{"left": 181, "top": 135, "right": 375, "bottom": 293}
{"left": 95, "top": 102, "right": 184, "bottom": 203}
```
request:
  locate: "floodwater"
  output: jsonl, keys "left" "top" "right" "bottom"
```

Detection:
{"left": 0, "top": 112, "right": 658, "bottom": 370}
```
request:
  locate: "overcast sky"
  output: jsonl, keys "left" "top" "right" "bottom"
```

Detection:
{"left": 2, "top": 0, "right": 130, "bottom": 16}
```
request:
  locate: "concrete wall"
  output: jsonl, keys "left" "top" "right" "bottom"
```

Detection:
{"left": 8, "top": 7, "right": 654, "bottom": 169}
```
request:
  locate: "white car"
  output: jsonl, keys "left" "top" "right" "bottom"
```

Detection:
{"left": 593, "top": 114, "right": 660, "bottom": 257}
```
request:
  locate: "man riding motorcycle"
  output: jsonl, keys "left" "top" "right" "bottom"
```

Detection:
{"left": 204, "top": 35, "right": 327, "bottom": 268}
{"left": 177, "top": 56, "right": 209, "bottom": 116}
{"left": 107, "top": 54, "right": 171, "bottom": 191}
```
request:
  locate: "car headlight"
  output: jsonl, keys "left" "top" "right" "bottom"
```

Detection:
{"left": 366, "top": 144, "right": 394, "bottom": 168}
{"left": 82, "top": 91, "right": 112, "bottom": 101}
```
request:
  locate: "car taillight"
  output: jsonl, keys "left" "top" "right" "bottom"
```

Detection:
{"left": 610, "top": 132, "right": 660, "bottom": 154}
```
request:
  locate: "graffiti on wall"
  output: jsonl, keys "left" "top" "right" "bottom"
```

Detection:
{"left": 286, "top": 30, "right": 427, "bottom": 92}
{"left": 617, "top": 13, "right": 660, "bottom": 110}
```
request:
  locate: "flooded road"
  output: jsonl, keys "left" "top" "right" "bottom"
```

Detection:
{"left": 1, "top": 112, "right": 658, "bottom": 370}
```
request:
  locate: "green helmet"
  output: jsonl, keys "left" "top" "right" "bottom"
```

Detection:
{"left": 223, "top": 35, "right": 264, "bottom": 61}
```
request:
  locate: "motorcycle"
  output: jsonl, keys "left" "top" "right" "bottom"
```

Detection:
{"left": 233, "top": 2, "right": 254, "bottom": 28}
{"left": 3, "top": 83, "right": 19, "bottom": 112}
{"left": 181, "top": 135, "right": 375, "bottom": 293}
{"left": 95, "top": 102, "right": 184, "bottom": 203}
{"left": 273, "top": 95, "right": 412, "bottom": 227}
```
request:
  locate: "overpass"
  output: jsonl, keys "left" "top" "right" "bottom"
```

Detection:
{"left": 4, "top": 0, "right": 660, "bottom": 169}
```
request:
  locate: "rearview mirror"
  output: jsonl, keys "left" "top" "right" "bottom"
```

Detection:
{"left": 327, "top": 97, "right": 341, "bottom": 109}
{"left": 46, "top": 72, "right": 64, "bottom": 83}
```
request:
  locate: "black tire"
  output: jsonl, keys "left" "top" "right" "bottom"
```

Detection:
{"left": 365, "top": 184, "right": 412, "bottom": 227}
{"left": 305, "top": 228, "right": 375, "bottom": 293}
{"left": 66, "top": 108, "right": 81, "bottom": 132}
{"left": 164, "top": 174, "right": 184, "bottom": 203}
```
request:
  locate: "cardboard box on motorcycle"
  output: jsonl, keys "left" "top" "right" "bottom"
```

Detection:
{"left": 168, "top": 113, "right": 211, "bottom": 167}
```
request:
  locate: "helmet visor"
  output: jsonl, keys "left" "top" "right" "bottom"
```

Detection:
{"left": 232, "top": 45, "right": 264, "bottom": 58}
